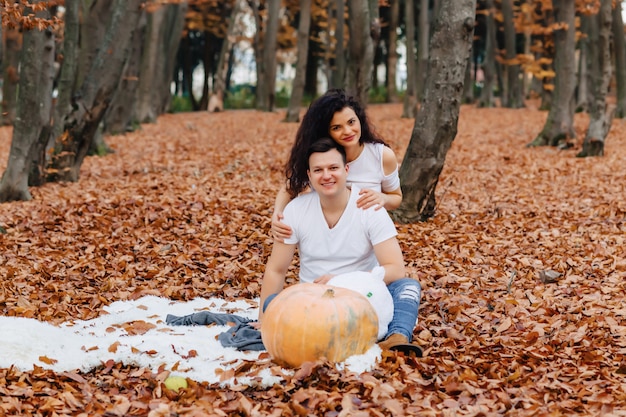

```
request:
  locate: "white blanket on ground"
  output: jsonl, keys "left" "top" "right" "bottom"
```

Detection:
{"left": 0, "top": 295, "right": 380, "bottom": 387}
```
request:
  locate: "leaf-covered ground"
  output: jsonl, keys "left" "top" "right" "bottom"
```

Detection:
{"left": 0, "top": 103, "right": 625, "bottom": 416}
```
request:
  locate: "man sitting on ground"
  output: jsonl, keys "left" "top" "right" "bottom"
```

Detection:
{"left": 258, "top": 138, "right": 422, "bottom": 354}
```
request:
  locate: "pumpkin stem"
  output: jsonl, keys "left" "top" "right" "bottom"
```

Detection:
{"left": 323, "top": 288, "right": 335, "bottom": 298}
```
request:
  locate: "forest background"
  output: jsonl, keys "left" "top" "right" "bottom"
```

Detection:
{"left": 0, "top": 0, "right": 625, "bottom": 415}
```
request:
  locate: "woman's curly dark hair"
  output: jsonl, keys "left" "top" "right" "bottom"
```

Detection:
{"left": 285, "top": 89, "right": 387, "bottom": 198}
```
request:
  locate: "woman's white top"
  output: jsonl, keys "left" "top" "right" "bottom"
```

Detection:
{"left": 347, "top": 143, "right": 400, "bottom": 192}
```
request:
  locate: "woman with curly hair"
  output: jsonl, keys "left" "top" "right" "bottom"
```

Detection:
{"left": 272, "top": 89, "right": 403, "bottom": 240}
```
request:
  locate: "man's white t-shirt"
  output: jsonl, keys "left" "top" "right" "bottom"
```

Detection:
{"left": 283, "top": 186, "right": 397, "bottom": 283}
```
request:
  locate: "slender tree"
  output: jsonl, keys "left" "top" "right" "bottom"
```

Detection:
{"left": 385, "top": 0, "right": 399, "bottom": 102}
{"left": 578, "top": 0, "right": 613, "bottom": 157}
{"left": 103, "top": 14, "right": 144, "bottom": 135}
{"left": 210, "top": 0, "right": 243, "bottom": 112}
{"left": 577, "top": 14, "right": 591, "bottom": 112}
{"left": 331, "top": 0, "right": 346, "bottom": 88}
{"left": 501, "top": 0, "right": 523, "bottom": 108}
{"left": 520, "top": 0, "right": 533, "bottom": 98}
{"left": 1, "top": 25, "right": 21, "bottom": 126}
{"left": 75, "top": 0, "right": 111, "bottom": 90}
{"left": 304, "top": 41, "right": 318, "bottom": 95}
{"left": 135, "top": 7, "right": 166, "bottom": 123}
{"left": 416, "top": 0, "right": 429, "bottom": 101}
{"left": 528, "top": 0, "right": 576, "bottom": 147}
{"left": 249, "top": 0, "right": 264, "bottom": 101}
{"left": 462, "top": 48, "right": 475, "bottom": 103}
{"left": 612, "top": 1, "right": 626, "bottom": 118}
{"left": 256, "top": 0, "right": 280, "bottom": 111}
{"left": 0, "top": 1, "right": 53, "bottom": 201}
{"left": 285, "top": 0, "right": 312, "bottom": 122}
{"left": 49, "top": 0, "right": 78, "bottom": 154}
{"left": 135, "top": 2, "right": 188, "bottom": 122}
{"left": 394, "top": 0, "right": 476, "bottom": 222}
{"left": 402, "top": 0, "right": 417, "bottom": 118}
{"left": 46, "top": 0, "right": 144, "bottom": 182}
{"left": 368, "top": 0, "right": 380, "bottom": 91}
{"left": 479, "top": 0, "right": 496, "bottom": 107}
{"left": 345, "top": 0, "right": 374, "bottom": 105}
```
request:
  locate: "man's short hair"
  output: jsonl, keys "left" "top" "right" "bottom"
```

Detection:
{"left": 306, "top": 138, "right": 347, "bottom": 168}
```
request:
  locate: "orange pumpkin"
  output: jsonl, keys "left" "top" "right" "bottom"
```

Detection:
{"left": 261, "top": 283, "right": 379, "bottom": 367}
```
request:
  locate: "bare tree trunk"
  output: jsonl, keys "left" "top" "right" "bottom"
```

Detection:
{"left": 345, "top": 0, "right": 374, "bottom": 105}
{"left": 50, "top": 0, "right": 79, "bottom": 146}
{"left": 324, "top": 0, "right": 333, "bottom": 86}
{"left": 521, "top": 7, "right": 532, "bottom": 98}
{"left": 210, "top": 0, "right": 242, "bottom": 113}
{"left": 47, "top": 0, "right": 144, "bottom": 182}
{"left": 135, "top": 7, "right": 165, "bottom": 123}
{"left": 1, "top": 27, "right": 21, "bottom": 126}
{"left": 197, "top": 31, "right": 218, "bottom": 111}
{"left": 393, "top": 0, "right": 476, "bottom": 223}
{"left": 249, "top": 1, "right": 263, "bottom": 104}
{"left": 578, "top": 0, "right": 613, "bottom": 157}
{"left": 256, "top": 0, "right": 280, "bottom": 111}
{"left": 577, "top": 15, "right": 591, "bottom": 112}
{"left": 415, "top": 0, "right": 429, "bottom": 101}
{"left": 76, "top": 0, "right": 112, "bottom": 89}
{"left": 432, "top": 0, "right": 441, "bottom": 20}
{"left": 528, "top": 0, "right": 576, "bottom": 147}
{"left": 304, "top": 45, "right": 318, "bottom": 95}
{"left": 73, "top": 0, "right": 118, "bottom": 155}
{"left": 369, "top": 0, "right": 381, "bottom": 92}
{"left": 285, "top": 0, "right": 312, "bottom": 122}
{"left": 501, "top": 0, "right": 523, "bottom": 108}
{"left": 0, "top": 2, "right": 53, "bottom": 202}
{"left": 154, "top": 2, "right": 187, "bottom": 115}
{"left": 479, "top": 0, "right": 496, "bottom": 107}
{"left": 104, "top": 14, "right": 145, "bottom": 135}
{"left": 26, "top": 8, "right": 56, "bottom": 186}
{"left": 538, "top": 68, "right": 553, "bottom": 110}
{"left": 386, "top": 0, "right": 399, "bottom": 102}
{"left": 612, "top": 1, "right": 626, "bottom": 118}
{"left": 402, "top": 0, "right": 417, "bottom": 118}
{"left": 180, "top": 34, "right": 199, "bottom": 109}
{"left": 134, "top": 2, "right": 187, "bottom": 120}
{"left": 463, "top": 51, "right": 474, "bottom": 103}
{"left": 331, "top": 0, "right": 346, "bottom": 88}
{"left": 535, "top": 13, "right": 555, "bottom": 110}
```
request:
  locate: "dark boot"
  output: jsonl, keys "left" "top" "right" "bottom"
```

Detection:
{"left": 378, "top": 333, "right": 423, "bottom": 357}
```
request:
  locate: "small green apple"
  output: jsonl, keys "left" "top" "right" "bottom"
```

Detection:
{"left": 164, "top": 376, "right": 188, "bottom": 391}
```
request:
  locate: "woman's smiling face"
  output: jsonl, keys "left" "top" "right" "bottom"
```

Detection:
{"left": 328, "top": 107, "right": 362, "bottom": 148}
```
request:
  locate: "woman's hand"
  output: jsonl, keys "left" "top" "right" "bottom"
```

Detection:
{"left": 314, "top": 274, "right": 335, "bottom": 285}
{"left": 356, "top": 188, "right": 386, "bottom": 210}
{"left": 271, "top": 211, "right": 293, "bottom": 241}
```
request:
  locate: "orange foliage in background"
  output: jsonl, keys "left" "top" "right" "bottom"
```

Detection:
{"left": 0, "top": 103, "right": 625, "bottom": 415}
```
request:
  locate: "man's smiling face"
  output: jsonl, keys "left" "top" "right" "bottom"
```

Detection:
{"left": 307, "top": 148, "right": 349, "bottom": 197}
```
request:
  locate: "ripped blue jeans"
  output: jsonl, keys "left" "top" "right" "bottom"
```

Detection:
{"left": 386, "top": 278, "right": 422, "bottom": 342}
{"left": 263, "top": 277, "right": 422, "bottom": 342}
